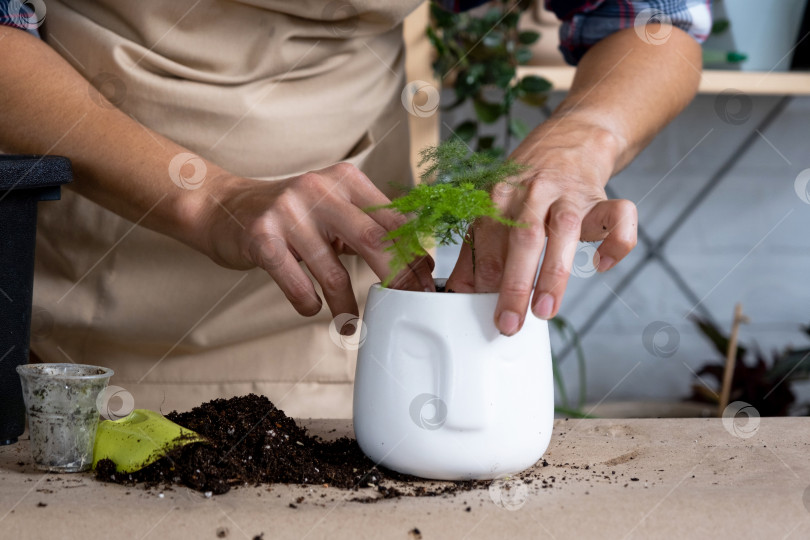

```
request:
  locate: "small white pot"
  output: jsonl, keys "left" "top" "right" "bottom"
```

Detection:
{"left": 353, "top": 279, "right": 554, "bottom": 480}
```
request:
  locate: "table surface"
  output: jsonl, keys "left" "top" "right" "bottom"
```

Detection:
{"left": 1, "top": 418, "right": 809, "bottom": 540}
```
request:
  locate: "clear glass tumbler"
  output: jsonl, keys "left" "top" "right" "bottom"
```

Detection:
{"left": 16, "top": 363, "right": 113, "bottom": 472}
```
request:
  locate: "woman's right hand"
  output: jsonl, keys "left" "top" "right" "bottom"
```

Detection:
{"left": 200, "top": 163, "right": 435, "bottom": 319}
{"left": 0, "top": 27, "right": 432, "bottom": 321}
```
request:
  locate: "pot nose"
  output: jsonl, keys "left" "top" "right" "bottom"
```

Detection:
{"left": 396, "top": 321, "right": 489, "bottom": 432}
{"left": 439, "top": 354, "right": 490, "bottom": 432}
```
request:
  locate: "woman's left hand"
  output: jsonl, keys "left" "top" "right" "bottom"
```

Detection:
{"left": 445, "top": 119, "right": 638, "bottom": 336}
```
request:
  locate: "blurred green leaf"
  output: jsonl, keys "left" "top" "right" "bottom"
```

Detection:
{"left": 453, "top": 120, "right": 478, "bottom": 143}
{"left": 515, "top": 47, "right": 533, "bottom": 64}
{"left": 503, "top": 12, "right": 520, "bottom": 28}
{"left": 519, "top": 75, "right": 552, "bottom": 94}
{"left": 482, "top": 8, "right": 502, "bottom": 27}
{"left": 426, "top": 26, "right": 445, "bottom": 56}
{"left": 711, "top": 19, "right": 730, "bottom": 35}
{"left": 518, "top": 30, "right": 540, "bottom": 45}
{"left": 477, "top": 135, "right": 496, "bottom": 150}
{"left": 483, "top": 31, "right": 504, "bottom": 48}
{"left": 694, "top": 317, "right": 747, "bottom": 360}
{"left": 490, "top": 62, "right": 516, "bottom": 89}
{"left": 473, "top": 97, "right": 503, "bottom": 123}
{"left": 508, "top": 117, "right": 530, "bottom": 140}
{"left": 518, "top": 92, "right": 548, "bottom": 107}
{"left": 454, "top": 70, "right": 481, "bottom": 100}
{"left": 767, "top": 349, "right": 810, "bottom": 383}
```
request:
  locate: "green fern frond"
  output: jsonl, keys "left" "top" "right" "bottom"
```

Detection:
{"left": 371, "top": 139, "right": 526, "bottom": 287}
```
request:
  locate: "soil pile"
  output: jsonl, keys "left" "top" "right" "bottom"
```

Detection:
{"left": 94, "top": 394, "right": 481, "bottom": 498}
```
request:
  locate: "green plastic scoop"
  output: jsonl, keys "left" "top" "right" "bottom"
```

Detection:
{"left": 92, "top": 409, "right": 206, "bottom": 473}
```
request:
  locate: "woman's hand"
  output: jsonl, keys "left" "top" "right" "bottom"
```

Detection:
{"left": 446, "top": 22, "right": 703, "bottom": 336}
{"left": 201, "top": 163, "right": 435, "bottom": 319}
{"left": 446, "top": 119, "right": 638, "bottom": 335}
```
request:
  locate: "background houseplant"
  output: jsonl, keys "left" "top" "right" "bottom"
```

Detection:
{"left": 428, "top": 0, "right": 551, "bottom": 157}
{"left": 689, "top": 318, "right": 810, "bottom": 416}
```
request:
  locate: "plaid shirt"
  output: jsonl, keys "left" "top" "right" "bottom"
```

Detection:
{"left": 438, "top": 0, "right": 711, "bottom": 65}
{"left": 2, "top": 0, "right": 711, "bottom": 65}
{"left": 0, "top": 0, "right": 41, "bottom": 37}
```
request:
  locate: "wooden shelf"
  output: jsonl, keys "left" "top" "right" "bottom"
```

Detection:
{"left": 517, "top": 66, "right": 810, "bottom": 95}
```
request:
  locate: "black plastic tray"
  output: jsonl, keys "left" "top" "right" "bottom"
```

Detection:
{"left": 0, "top": 155, "right": 72, "bottom": 445}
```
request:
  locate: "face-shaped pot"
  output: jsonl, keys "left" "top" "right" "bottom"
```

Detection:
{"left": 353, "top": 280, "right": 554, "bottom": 480}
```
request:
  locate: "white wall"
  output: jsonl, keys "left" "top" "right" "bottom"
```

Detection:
{"left": 437, "top": 92, "right": 810, "bottom": 409}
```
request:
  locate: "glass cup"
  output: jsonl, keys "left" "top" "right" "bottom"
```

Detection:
{"left": 16, "top": 363, "right": 113, "bottom": 472}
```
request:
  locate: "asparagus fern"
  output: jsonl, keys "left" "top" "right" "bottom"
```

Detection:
{"left": 371, "top": 139, "right": 526, "bottom": 287}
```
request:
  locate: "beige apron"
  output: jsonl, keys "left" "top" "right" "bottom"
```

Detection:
{"left": 32, "top": 0, "right": 422, "bottom": 418}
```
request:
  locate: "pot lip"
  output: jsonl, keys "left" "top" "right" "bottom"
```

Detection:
{"left": 16, "top": 362, "right": 114, "bottom": 380}
{"left": 371, "top": 278, "right": 498, "bottom": 297}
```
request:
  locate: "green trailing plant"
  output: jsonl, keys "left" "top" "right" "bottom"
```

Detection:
{"left": 372, "top": 138, "right": 524, "bottom": 286}
{"left": 550, "top": 317, "right": 592, "bottom": 418}
{"left": 429, "top": 0, "right": 551, "bottom": 156}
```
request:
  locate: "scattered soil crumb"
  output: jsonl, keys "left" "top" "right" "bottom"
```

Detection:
{"left": 36, "top": 502, "right": 47, "bottom": 508}
{"left": 604, "top": 450, "right": 640, "bottom": 467}
{"left": 409, "top": 528, "right": 422, "bottom": 539}
{"left": 216, "top": 527, "right": 228, "bottom": 538}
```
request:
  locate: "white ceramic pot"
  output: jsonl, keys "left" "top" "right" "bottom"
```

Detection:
{"left": 353, "top": 279, "right": 554, "bottom": 480}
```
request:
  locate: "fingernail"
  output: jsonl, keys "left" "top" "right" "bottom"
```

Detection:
{"left": 598, "top": 256, "right": 615, "bottom": 272}
{"left": 498, "top": 310, "right": 520, "bottom": 336}
{"left": 533, "top": 294, "right": 554, "bottom": 320}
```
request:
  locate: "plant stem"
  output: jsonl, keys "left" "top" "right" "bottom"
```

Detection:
{"left": 551, "top": 353, "right": 569, "bottom": 410}
{"left": 504, "top": 107, "right": 511, "bottom": 155}
{"left": 469, "top": 227, "right": 476, "bottom": 274}
{"left": 554, "top": 406, "right": 595, "bottom": 419}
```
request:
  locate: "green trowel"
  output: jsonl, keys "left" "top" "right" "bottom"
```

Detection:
{"left": 92, "top": 409, "right": 206, "bottom": 473}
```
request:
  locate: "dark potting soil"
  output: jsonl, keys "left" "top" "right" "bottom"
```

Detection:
{"left": 94, "top": 394, "right": 484, "bottom": 500}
